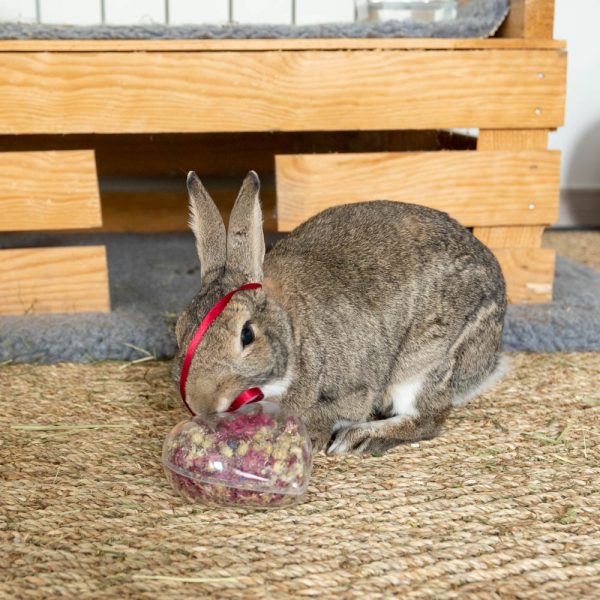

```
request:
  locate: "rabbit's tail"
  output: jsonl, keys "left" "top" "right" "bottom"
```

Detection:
{"left": 451, "top": 354, "right": 509, "bottom": 407}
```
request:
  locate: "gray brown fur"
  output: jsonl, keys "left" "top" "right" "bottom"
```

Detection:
{"left": 173, "top": 171, "right": 507, "bottom": 455}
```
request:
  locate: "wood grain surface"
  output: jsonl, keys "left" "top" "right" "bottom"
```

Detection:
{"left": 0, "top": 246, "right": 110, "bottom": 315}
{"left": 275, "top": 150, "right": 560, "bottom": 230}
{"left": 497, "top": 0, "right": 555, "bottom": 39}
{"left": 493, "top": 247, "right": 555, "bottom": 304}
{"left": 474, "top": 226, "right": 545, "bottom": 248}
{"left": 0, "top": 38, "right": 566, "bottom": 52}
{"left": 0, "top": 49, "right": 566, "bottom": 134}
{"left": 473, "top": 128, "right": 553, "bottom": 252}
{"left": 477, "top": 129, "right": 549, "bottom": 151}
{"left": 0, "top": 150, "right": 101, "bottom": 232}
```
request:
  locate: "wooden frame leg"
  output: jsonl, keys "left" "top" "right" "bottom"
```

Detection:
{"left": 497, "top": 0, "right": 555, "bottom": 39}
{"left": 474, "top": 129, "right": 557, "bottom": 304}
{"left": 474, "top": 225, "right": 544, "bottom": 249}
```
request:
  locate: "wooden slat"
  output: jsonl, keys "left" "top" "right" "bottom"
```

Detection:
{"left": 493, "top": 248, "right": 555, "bottom": 304}
{"left": 475, "top": 226, "right": 545, "bottom": 248}
{"left": 275, "top": 151, "right": 560, "bottom": 230}
{"left": 0, "top": 49, "right": 566, "bottom": 134}
{"left": 474, "top": 128, "right": 551, "bottom": 250}
{"left": 497, "top": 0, "right": 555, "bottom": 39}
{"left": 0, "top": 246, "right": 110, "bottom": 315}
{"left": 0, "top": 150, "right": 101, "bottom": 231}
{"left": 0, "top": 38, "right": 566, "bottom": 52}
{"left": 477, "top": 132, "right": 556, "bottom": 303}
{"left": 477, "top": 129, "right": 548, "bottom": 151}
{"left": 525, "top": 0, "right": 556, "bottom": 38}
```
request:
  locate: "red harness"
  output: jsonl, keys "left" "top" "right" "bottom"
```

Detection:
{"left": 178, "top": 283, "right": 264, "bottom": 415}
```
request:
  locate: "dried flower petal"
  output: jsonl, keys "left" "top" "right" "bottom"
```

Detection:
{"left": 163, "top": 401, "right": 312, "bottom": 508}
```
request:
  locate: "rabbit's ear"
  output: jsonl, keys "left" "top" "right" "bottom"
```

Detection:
{"left": 187, "top": 171, "right": 226, "bottom": 280}
{"left": 226, "top": 171, "right": 265, "bottom": 282}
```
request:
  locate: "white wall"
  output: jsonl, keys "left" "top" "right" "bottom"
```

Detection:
{"left": 549, "top": 0, "right": 600, "bottom": 191}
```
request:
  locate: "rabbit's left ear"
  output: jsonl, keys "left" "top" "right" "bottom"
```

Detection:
{"left": 187, "top": 171, "right": 227, "bottom": 281}
{"left": 226, "top": 171, "right": 265, "bottom": 282}
{"left": 187, "top": 171, "right": 227, "bottom": 282}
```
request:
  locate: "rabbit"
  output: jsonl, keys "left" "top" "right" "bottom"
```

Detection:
{"left": 172, "top": 170, "right": 507, "bottom": 455}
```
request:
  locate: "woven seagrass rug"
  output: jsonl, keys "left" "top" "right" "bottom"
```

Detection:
{"left": 1, "top": 352, "right": 598, "bottom": 599}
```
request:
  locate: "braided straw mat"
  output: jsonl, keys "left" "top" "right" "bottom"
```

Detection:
{"left": 1, "top": 353, "right": 598, "bottom": 599}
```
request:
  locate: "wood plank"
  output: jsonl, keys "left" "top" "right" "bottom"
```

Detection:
{"left": 492, "top": 248, "right": 555, "bottom": 304}
{"left": 477, "top": 129, "right": 548, "bottom": 150}
{"left": 497, "top": 0, "right": 555, "bottom": 39}
{"left": 474, "top": 226, "right": 545, "bottom": 248}
{"left": 0, "top": 38, "right": 566, "bottom": 52}
{"left": 478, "top": 129, "right": 556, "bottom": 303}
{"left": 275, "top": 150, "right": 560, "bottom": 230}
{"left": 0, "top": 150, "right": 101, "bottom": 231}
{"left": 0, "top": 49, "right": 566, "bottom": 134}
{"left": 474, "top": 128, "right": 551, "bottom": 248}
{"left": 524, "top": 0, "right": 556, "bottom": 38}
{"left": 0, "top": 246, "right": 110, "bottom": 315}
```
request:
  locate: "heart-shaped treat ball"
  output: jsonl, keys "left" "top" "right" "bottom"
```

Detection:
{"left": 162, "top": 401, "right": 312, "bottom": 509}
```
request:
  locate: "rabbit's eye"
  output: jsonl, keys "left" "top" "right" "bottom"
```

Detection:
{"left": 241, "top": 321, "right": 255, "bottom": 348}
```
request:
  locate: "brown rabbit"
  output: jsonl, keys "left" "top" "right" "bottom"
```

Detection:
{"left": 173, "top": 171, "right": 507, "bottom": 455}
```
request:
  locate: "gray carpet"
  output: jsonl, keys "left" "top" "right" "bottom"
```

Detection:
{"left": 1, "top": 232, "right": 599, "bottom": 363}
{"left": 0, "top": 1, "right": 508, "bottom": 40}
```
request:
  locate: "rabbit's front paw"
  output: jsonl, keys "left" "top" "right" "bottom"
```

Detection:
{"left": 310, "top": 432, "right": 338, "bottom": 452}
{"left": 310, "top": 429, "right": 334, "bottom": 453}
{"left": 327, "top": 421, "right": 377, "bottom": 456}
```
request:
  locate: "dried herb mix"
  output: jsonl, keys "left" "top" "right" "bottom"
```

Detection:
{"left": 163, "top": 402, "right": 312, "bottom": 508}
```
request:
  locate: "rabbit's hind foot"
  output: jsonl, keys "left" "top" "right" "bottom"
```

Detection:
{"left": 326, "top": 410, "right": 450, "bottom": 456}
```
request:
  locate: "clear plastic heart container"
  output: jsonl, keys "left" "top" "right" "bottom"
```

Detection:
{"left": 162, "top": 401, "right": 312, "bottom": 509}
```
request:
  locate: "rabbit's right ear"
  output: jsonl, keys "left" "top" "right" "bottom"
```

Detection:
{"left": 226, "top": 171, "right": 265, "bottom": 282}
{"left": 187, "top": 171, "right": 226, "bottom": 281}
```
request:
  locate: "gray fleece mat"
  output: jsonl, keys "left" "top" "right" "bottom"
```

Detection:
{"left": 1, "top": 232, "right": 599, "bottom": 363}
{"left": 0, "top": 1, "right": 508, "bottom": 40}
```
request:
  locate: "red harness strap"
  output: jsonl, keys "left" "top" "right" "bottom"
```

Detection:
{"left": 178, "top": 282, "right": 264, "bottom": 415}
